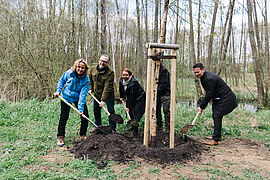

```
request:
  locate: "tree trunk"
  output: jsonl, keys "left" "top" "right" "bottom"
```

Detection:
{"left": 189, "top": 0, "right": 202, "bottom": 97}
{"left": 247, "top": 0, "right": 265, "bottom": 106}
{"left": 115, "top": 0, "right": 123, "bottom": 77}
{"left": 94, "top": 0, "right": 99, "bottom": 60}
{"left": 100, "top": 0, "right": 107, "bottom": 54}
{"left": 207, "top": 0, "right": 218, "bottom": 72}
{"left": 217, "top": 0, "right": 235, "bottom": 75}
{"left": 154, "top": 0, "right": 159, "bottom": 43}
{"left": 135, "top": 0, "right": 143, "bottom": 83}
{"left": 196, "top": 0, "right": 201, "bottom": 63}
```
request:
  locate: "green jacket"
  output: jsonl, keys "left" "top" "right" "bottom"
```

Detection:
{"left": 89, "top": 64, "right": 114, "bottom": 101}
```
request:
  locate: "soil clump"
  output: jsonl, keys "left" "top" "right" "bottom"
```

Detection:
{"left": 70, "top": 126, "right": 207, "bottom": 169}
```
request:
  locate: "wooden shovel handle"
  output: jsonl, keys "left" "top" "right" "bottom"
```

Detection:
{"left": 120, "top": 98, "right": 131, "bottom": 120}
{"left": 89, "top": 92, "right": 111, "bottom": 115}
{"left": 191, "top": 112, "right": 200, "bottom": 126}
{"left": 58, "top": 96, "right": 98, "bottom": 128}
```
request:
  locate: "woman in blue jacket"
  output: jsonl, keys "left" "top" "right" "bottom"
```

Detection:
{"left": 53, "top": 59, "right": 90, "bottom": 146}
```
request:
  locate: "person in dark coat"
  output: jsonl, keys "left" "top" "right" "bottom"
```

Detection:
{"left": 193, "top": 63, "right": 237, "bottom": 146}
{"left": 119, "top": 68, "right": 146, "bottom": 135}
{"left": 156, "top": 63, "right": 171, "bottom": 132}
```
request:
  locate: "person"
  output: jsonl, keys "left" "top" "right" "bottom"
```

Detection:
{"left": 119, "top": 68, "right": 146, "bottom": 135}
{"left": 156, "top": 63, "right": 171, "bottom": 133}
{"left": 88, "top": 54, "right": 116, "bottom": 132}
{"left": 193, "top": 63, "right": 237, "bottom": 146}
{"left": 54, "top": 59, "right": 90, "bottom": 147}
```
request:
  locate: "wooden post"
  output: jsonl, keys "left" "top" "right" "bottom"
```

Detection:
{"left": 170, "top": 50, "right": 177, "bottom": 148}
{"left": 144, "top": 43, "right": 179, "bottom": 148}
{"left": 144, "top": 47, "right": 153, "bottom": 147}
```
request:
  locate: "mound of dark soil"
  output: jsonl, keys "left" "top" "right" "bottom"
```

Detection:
{"left": 70, "top": 126, "right": 207, "bottom": 168}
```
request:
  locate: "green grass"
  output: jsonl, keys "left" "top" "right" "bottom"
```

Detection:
{"left": 0, "top": 97, "right": 269, "bottom": 179}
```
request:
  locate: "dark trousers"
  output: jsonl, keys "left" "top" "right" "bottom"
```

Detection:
{"left": 93, "top": 95, "right": 116, "bottom": 130}
{"left": 129, "top": 98, "right": 145, "bottom": 122}
{"left": 57, "top": 101, "right": 89, "bottom": 137}
{"left": 156, "top": 95, "right": 170, "bottom": 130}
{"left": 212, "top": 114, "right": 223, "bottom": 141}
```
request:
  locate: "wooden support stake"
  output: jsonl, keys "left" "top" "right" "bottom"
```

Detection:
{"left": 144, "top": 48, "right": 153, "bottom": 147}
{"left": 170, "top": 50, "right": 177, "bottom": 148}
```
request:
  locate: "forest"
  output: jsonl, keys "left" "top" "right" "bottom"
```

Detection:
{"left": 0, "top": 0, "right": 269, "bottom": 108}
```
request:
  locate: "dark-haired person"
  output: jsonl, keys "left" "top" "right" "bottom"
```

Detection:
{"left": 156, "top": 63, "right": 171, "bottom": 133}
{"left": 193, "top": 63, "right": 237, "bottom": 145}
{"left": 88, "top": 54, "right": 116, "bottom": 133}
{"left": 53, "top": 59, "right": 90, "bottom": 147}
{"left": 119, "top": 68, "right": 146, "bottom": 135}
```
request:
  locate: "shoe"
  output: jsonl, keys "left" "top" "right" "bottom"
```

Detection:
{"left": 112, "top": 130, "right": 116, "bottom": 134}
{"left": 133, "top": 127, "right": 138, "bottom": 135}
{"left": 204, "top": 140, "right": 218, "bottom": 146}
{"left": 89, "top": 128, "right": 97, "bottom": 133}
{"left": 80, "top": 135, "right": 87, "bottom": 140}
{"left": 165, "top": 127, "right": 170, "bottom": 133}
{"left": 157, "top": 126, "right": 163, "bottom": 131}
{"left": 206, "top": 137, "right": 222, "bottom": 141}
{"left": 57, "top": 136, "right": 64, "bottom": 147}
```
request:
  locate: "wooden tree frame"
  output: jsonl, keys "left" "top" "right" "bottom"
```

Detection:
{"left": 144, "top": 43, "right": 179, "bottom": 148}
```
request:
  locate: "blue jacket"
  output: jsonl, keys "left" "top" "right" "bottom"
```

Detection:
{"left": 56, "top": 69, "right": 90, "bottom": 112}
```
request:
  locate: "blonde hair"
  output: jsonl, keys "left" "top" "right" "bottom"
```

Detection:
{"left": 72, "top": 58, "right": 89, "bottom": 75}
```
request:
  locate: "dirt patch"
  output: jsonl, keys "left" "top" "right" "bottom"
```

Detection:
{"left": 70, "top": 127, "right": 207, "bottom": 169}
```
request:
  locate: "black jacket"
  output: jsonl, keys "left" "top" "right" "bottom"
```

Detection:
{"left": 199, "top": 71, "right": 237, "bottom": 117}
{"left": 157, "top": 64, "right": 170, "bottom": 96}
{"left": 119, "top": 76, "right": 146, "bottom": 109}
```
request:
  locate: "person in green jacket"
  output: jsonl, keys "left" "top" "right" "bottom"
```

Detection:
{"left": 88, "top": 54, "right": 116, "bottom": 132}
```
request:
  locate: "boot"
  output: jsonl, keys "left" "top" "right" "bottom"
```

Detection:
{"left": 133, "top": 127, "right": 138, "bottom": 136}
{"left": 57, "top": 136, "right": 64, "bottom": 147}
{"left": 80, "top": 135, "right": 87, "bottom": 140}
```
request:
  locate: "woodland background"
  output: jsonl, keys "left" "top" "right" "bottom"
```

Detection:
{"left": 0, "top": 0, "right": 270, "bottom": 108}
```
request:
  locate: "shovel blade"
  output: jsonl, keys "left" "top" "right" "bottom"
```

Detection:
{"left": 127, "top": 119, "right": 139, "bottom": 127}
{"left": 109, "top": 114, "right": 124, "bottom": 124}
{"left": 180, "top": 124, "right": 193, "bottom": 134}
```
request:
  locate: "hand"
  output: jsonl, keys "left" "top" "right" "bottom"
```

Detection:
{"left": 198, "top": 107, "right": 203, "bottom": 114}
{"left": 126, "top": 108, "right": 129, "bottom": 113}
{"left": 53, "top": 92, "right": 59, "bottom": 98}
{"left": 88, "top": 90, "right": 92, "bottom": 95}
{"left": 99, "top": 101, "right": 105, "bottom": 108}
{"left": 78, "top": 111, "right": 83, "bottom": 116}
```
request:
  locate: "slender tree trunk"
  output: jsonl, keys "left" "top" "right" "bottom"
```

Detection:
{"left": 217, "top": 0, "right": 235, "bottom": 75}
{"left": 264, "top": 0, "right": 270, "bottom": 105}
{"left": 196, "top": 0, "right": 201, "bottom": 63}
{"left": 94, "top": 0, "right": 99, "bottom": 60}
{"left": 189, "top": 0, "right": 202, "bottom": 97}
{"left": 115, "top": 0, "right": 123, "bottom": 77}
{"left": 100, "top": 0, "right": 107, "bottom": 54}
{"left": 207, "top": 0, "right": 218, "bottom": 72}
{"left": 247, "top": 0, "right": 265, "bottom": 106}
{"left": 154, "top": 0, "right": 159, "bottom": 43}
{"left": 135, "top": 0, "right": 143, "bottom": 82}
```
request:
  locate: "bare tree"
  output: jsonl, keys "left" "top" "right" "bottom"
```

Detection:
{"left": 189, "top": 0, "right": 202, "bottom": 97}
{"left": 100, "top": 0, "right": 107, "bottom": 54}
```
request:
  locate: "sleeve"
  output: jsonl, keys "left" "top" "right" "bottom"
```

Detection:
{"left": 199, "top": 79, "right": 216, "bottom": 109}
{"left": 78, "top": 76, "right": 90, "bottom": 112}
{"left": 56, "top": 71, "right": 67, "bottom": 94}
{"left": 89, "top": 68, "right": 93, "bottom": 91}
{"left": 101, "top": 71, "right": 114, "bottom": 102}
{"left": 119, "top": 80, "right": 124, "bottom": 99}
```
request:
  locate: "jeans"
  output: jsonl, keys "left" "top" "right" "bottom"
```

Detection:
{"left": 212, "top": 113, "right": 223, "bottom": 141}
{"left": 57, "top": 100, "right": 89, "bottom": 137}
{"left": 93, "top": 95, "right": 116, "bottom": 130}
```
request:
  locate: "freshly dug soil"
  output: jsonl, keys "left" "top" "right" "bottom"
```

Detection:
{"left": 70, "top": 126, "right": 207, "bottom": 169}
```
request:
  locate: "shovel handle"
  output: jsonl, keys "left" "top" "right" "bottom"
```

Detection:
{"left": 89, "top": 92, "right": 111, "bottom": 115}
{"left": 191, "top": 112, "right": 200, "bottom": 125}
{"left": 58, "top": 96, "right": 98, "bottom": 128}
{"left": 120, "top": 99, "right": 131, "bottom": 120}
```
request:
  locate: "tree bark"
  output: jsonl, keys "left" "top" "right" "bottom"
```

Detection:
{"left": 189, "top": 0, "right": 202, "bottom": 97}
{"left": 154, "top": 0, "right": 159, "bottom": 43}
{"left": 207, "top": 0, "right": 218, "bottom": 72}
{"left": 247, "top": 0, "right": 265, "bottom": 106}
{"left": 115, "top": 0, "right": 123, "bottom": 77}
{"left": 100, "top": 0, "right": 107, "bottom": 54}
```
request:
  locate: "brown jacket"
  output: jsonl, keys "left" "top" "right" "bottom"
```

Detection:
{"left": 89, "top": 64, "right": 114, "bottom": 101}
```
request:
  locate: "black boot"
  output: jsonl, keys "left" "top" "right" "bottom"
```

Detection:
{"left": 133, "top": 127, "right": 138, "bottom": 136}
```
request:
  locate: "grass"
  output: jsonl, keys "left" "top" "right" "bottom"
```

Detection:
{"left": 0, "top": 97, "right": 269, "bottom": 179}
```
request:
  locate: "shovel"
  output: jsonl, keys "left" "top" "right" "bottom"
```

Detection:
{"left": 180, "top": 112, "right": 200, "bottom": 134}
{"left": 58, "top": 96, "right": 108, "bottom": 134}
{"left": 120, "top": 98, "right": 139, "bottom": 127}
{"left": 89, "top": 92, "right": 124, "bottom": 124}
